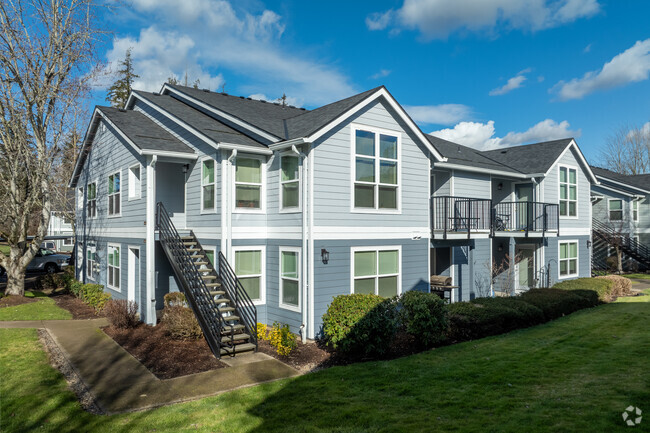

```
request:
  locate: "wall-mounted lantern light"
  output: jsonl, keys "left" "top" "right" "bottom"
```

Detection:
{"left": 498, "top": 243, "right": 504, "bottom": 252}
{"left": 497, "top": 183, "right": 503, "bottom": 191}
{"left": 587, "top": 240, "right": 592, "bottom": 249}
{"left": 321, "top": 248, "right": 330, "bottom": 264}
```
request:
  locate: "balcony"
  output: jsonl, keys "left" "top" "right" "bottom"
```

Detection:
{"left": 492, "top": 201, "right": 559, "bottom": 236}
{"left": 431, "top": 196, "right": 492, "bottom": 239}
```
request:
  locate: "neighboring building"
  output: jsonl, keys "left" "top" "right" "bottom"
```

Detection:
{"left": 69, "top": 84, "right": 597, "bottom": 347}
{"left": 47, "top": 211, "right": 75, "bottom": 252}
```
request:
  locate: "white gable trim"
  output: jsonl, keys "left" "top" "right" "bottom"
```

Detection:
{"left": 544, "top": 139, "right": 598, "bottom": 184}
{"left": 594, "top": 175, "right": 650, "bottom": 195}
{"left": 69, "top": 109, "right": 101, "bottom": 187}
{"left": 593, "top": 182, "right": 642, "bottom": 198}
{"left": 160, "top": 84, "right": 281, "bottom": 143}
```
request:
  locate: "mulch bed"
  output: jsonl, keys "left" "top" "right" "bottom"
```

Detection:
{"left": 0, "top": 295, "right": 36, "bottom": 308}
{"left": 51, "top": 293, "right": 103, "bottom": 319}
{"left": 257, "top": 339, "right": 331, "bottom": 372}
{"left": 103, "top": 323, "right": 227, "bottom": 380}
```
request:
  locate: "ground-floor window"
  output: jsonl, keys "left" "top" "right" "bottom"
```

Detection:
{"left": 107, "top": 244, "right": 121, "bottom": 290}
{"left": 279, "top": 247, "right": 300, "bottom": 311}
{"left": 351, "top": 247, "right": 401, "bottom": 297}
{"left": 559, "top": 241, "right": 578, "bottom": 278}
{"left": 233, "top": 246, "right": 265, "bottom": 303}
{"left": 86, "top": 244, "right": 96, "bottom": 280}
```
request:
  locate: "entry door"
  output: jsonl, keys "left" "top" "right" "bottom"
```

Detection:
{"left": 128, "top": 247, "right": 140, "bottom": 304}
{"left": 516, "top": 246, "right": 535, "bottom": 291}
{"left": 515, "top": 184, "right": 534, "bottom": 230}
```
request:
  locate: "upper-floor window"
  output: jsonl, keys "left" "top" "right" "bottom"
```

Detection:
{"left": 77, "top": 187, "right": 83, "bottom": 209}
{"left": 609, "top": 199, "right": 623, "bottom": 221}
{"left": 107, "top": 244, "right": 121, "bottom": 290}
{"left": 352, "top": 247, "right": 400, "bottom": 297}
{"left": 559, "top": 166, "right": 577, "bottom": 217}
{"left": 280, "top": 155, "right": 300, "bottom": 211}
{"left": 201, "top": 159, "right": 216, "bottom": 211}
{"left": 86, "top": 182, "right": 97, "bottom": 218}
{"left": 559, "top": 241, "right": 578, "bottom": 278}
{"left": 128, "top": 164, "right": 141, "bottom": 200}
{"left": 235, "top": 157, "right": 262, "bottom": 210}
{"left": 633, "top": 200, "right": 639, "bottom": 222}
{"left": 353, "top": 127, "right": 399, "bottom": 211}
{"left": 108, "top": 172, "right": 121, "bottom": 216}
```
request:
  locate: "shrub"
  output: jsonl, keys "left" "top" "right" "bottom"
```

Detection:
{"left": 553, "top": 278, "right": 612, "bottom": 302}
{"left": 269, "top": 322, "right": 297, "bottom": 356}
{"left": 163, "top": 291, "right": 188, "bottom": 308}
{"left": 446, "top": 301, "right": 524, "bottom": 342}
{"left": 36, "top": 273, "right": 66, "bottom": 291}
{"left": 322, "top": 294, "right": 399, "bottom": 358}
{"left": 519, "top": 288, "right": 593, "bottom": 320}
{"left": 472, "top": 297, "right": 545, "bottom": 327}
{"left": 399, "top": 291, "right": 448, "bottom": 348}
{"left": 257, "top": 322, "right": 268, "bottom": 341}
{"left": 78, "top": 284, "right": 111, "bottom": 311}
{"left": 68, "top": 279, "right": 84, "bottom": 297}
{"left": 104, "top": 299, "right": 139, "bottom": 329}
{"left": 597, "top": 275, "right": 632, "bottom": 300}
{"left": 161, "top": 305, "right": 202, "bottom": 340}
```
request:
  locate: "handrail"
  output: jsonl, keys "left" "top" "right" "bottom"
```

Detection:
{"left": 592, "top": 218, "right": 650, "bottom": 264}
{"left": 492, "top": 201, "right": 559, "bottom": 234}
{"left": 431, "top": 196, "right": 492, "bottom": 239}
{"left": 218, "top": 251, "right": 258, "bottom": 349}
{"left": 156, "top": 202, "right": 233, "bottom": 358}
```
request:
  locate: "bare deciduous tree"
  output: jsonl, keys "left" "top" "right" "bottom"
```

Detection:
{"left": 600, "top": 123, "right": 650, "bottom": 175}
{"left": 0, "top": 0, "right": 107, "bottom": 296}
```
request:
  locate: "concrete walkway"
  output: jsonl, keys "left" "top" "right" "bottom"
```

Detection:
{"left": 629, "top": 278, "right": 650, "bottom": 293}
{"left": 0, "top": 319, "right": 298, "bottom": 414}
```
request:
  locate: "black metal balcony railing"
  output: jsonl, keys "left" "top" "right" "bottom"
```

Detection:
{"left": 492, "top": 201, "right": 559, "bottom": 236}
{"left": 431, "top": 196, "right": 492, "bottom": 239}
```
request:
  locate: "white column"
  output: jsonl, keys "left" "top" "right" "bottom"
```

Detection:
{"left": 145, "top": 155, "right": 157, "bottom": 325}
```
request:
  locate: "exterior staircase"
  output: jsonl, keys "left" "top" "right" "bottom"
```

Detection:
{"left": 156, "top": 202, "right": 257, "bottom": 358}
{"left": 592, "top": 218, "right": 650, "bottom": 272}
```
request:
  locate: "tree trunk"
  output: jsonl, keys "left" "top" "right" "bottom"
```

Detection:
{"left": 5, "top": 260, "right": 26, "bottom": 296}
{"left": 616, "top": 248, "right": 623, "bottom": 274}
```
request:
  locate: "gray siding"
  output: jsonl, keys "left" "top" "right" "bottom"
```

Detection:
{"left": 591, "top": 184, "right": 635, "bottom": 234}
{"left": 546, "top": 235, "right": 591, "bottom": 285}
{"left": 453, "top": 171, "right": 491, "bottom": 198}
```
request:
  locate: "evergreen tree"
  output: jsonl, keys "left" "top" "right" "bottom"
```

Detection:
{"left": 106, "top": 48, "right": 139, "bottom": 108}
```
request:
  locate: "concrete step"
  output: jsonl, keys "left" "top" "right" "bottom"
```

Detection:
{"left": 202, "top": 275, "right": 218, "bottom": 280}
{"left": 223, "top": 315, "right": 239, "bottom": 322}
{"left": 180, "top": 236, "right": 194, "bottom": 241}
{"left": 220, "top": 333, "right": 250, "bottom": 343}
{"left": 220, "top": 342, "right": 256, "bottom": 356}
{"left": 218, "top": 306, "right": 235, "bottom": 313}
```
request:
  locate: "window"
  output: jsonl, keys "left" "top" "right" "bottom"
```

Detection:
{"left": 633, "top": 200, "right": 639, "bottom": 222}
{"left": 108, "top": 172, "right": 121, "bottom": 216}
{"left": 353, "top": 127, "right": 399, "bottom": 210}
{"left": 280, "top": 155, "right": 300, "bottom": 210}
{"left": 559, "top": 241, "right": 578, "bottom": 278}
{"left": 234, "top": 247, "right": 264, "bottom": 303}
{"left": 128, "top": 165, "right": 141, "bottom": 199}
{"left": 201, "top": 159, "right": 216, "bottom": 211}
{"left": 107, "top": 244, "right": 121, "bottom": 290}
{"left": 202, "top": 246, "right": 216, "bottom": 272}
{"left": 609, "top": 199, "right": 623, "bottom": 221}
{"left": 86, "top": 245, "right": 96, "bottom": 280}
{"left": 63, "top": 237, "right": 73, "bottom": 246}
{"left": 235, "top": 157, "right": 262, "bottom": 209}
{"left": 77, "top": 187, "right": 83, "bottom": 209}
{"left": 86, "top": 182, "right": 97, "bottom": 218}
{"left": 279, "top": 248, "right": 300, "bottom": 310}
{"left": 559, "top": 166, "right": 577, "bottom": 217}
{"left": 352, "top": 247, "right": 400, "bottom": 297}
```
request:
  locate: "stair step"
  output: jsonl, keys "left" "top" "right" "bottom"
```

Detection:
{"left": 217, "top": 306, "right": 235, "bottom": 313}
{"left": 205, "top": 282, "right": 221, "bottom": 287}
{"left": 220, "top": 333, "right": 250, "bottom": 343}
{"left": 223, "top": 324, "right": 245, "bottom": 332}
{"left": 214, "top": 298, "right": 231, "bottom": 304}
{"left": 180, "top": 236, "right": 194, "bottom": 241}
{"left": 186, "top": 248, "right": 201, "bottom": 253}
{"left": 194, "top": 261, "right": 209, "bottom": 266}
{"left": 209, "top": 290, "right": 225, "bottom": 296}
{"left": 223, "top": 315, "right": 239, "bottom": 322}
{"left": 220, "top": 342, "right": 256, "bottom": 356}
{"left": 202, "top": 275, "right": 218, "bottom": 280}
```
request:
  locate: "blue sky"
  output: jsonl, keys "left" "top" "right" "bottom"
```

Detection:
{"left": 94, "top": 0, "right": 650, "bottom": 162}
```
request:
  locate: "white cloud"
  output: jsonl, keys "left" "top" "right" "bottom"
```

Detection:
{"left": 430, "top": 119, "right": 580, "bottom": 150}
{"left": 404, "top": 104, "right": 472, "bottom": 125}
{"left": 102, "top": 0, "right": 356, "bottom": 106}
{"left": 370, "top": 69, "right": 391, "bottom": 79}
{"left": 489, "top": 68, "right": 531, "bottom": 96}
{"left": 367, "top": 0, "right": 600, "bottom": 39}
{"left": 583, "top": 43, "right": 592, "bottom": 53}
{"left": 552, "top": 39, "right": 650, "bottom": 101}
{"left": 247, "top": 93, "right": 301, "bottom": 107}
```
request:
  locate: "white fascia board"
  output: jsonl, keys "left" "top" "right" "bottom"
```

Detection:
{"left": 269, "top": 137, "right": 308, "bottom": 151}
{"left": 161, "top": 84, "right": 281, "bottom": 143}
{"left": 433, "top": 162, "right": 532, "bottom": 179}
{"left": 217, "top": 142, "right": 273, "bottom": 155}
{"left": 140, "top": 150, "right": 198, "bottom": 160}
{"left": 545, "top": 140, "right": 599, "bottom": 184}
{"left": 68, "top": 109, "right": 101, "bottom": 188}
{"left": 132, "top": 91, "right": 220, "bottom": 150}
{"left": 595, "top": 175, "right": 650, "bottom": 195}
{"left": 304, "top": 87, "right": 448, "bottom": 162}
{"left": 593, "top": 182, "right": 638, "bottom": 198}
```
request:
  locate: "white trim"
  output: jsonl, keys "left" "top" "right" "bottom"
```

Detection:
{"left": 145, "top": 155, "right": 157, "bottom": 325}
{"left": 593, "top": 183, "right": 640, "bottom": 198}
{"left": 350, "top": 123, "right": 401, "bottom": 214}
{"left": 160, "top": 85, "right": 281, "bottom": 143}
{"left": 313, "top": 226, "right": 430, "bottom": 240}
{"left": 350, "top": 245, "right": 402, "bottom": 296}
{"left": 128, "top": 164, "right": 142, "bottom": 200}
{"left": 85, "top": 228, "right": 147, "bottom": 237}
{"left": 107, "top": 242, "right": 122, "bottom": 292}
{"left": 595, "top": 174, "right": 650, "bottom": 195}
{"left": 127, "top": 246, "right": 140, "bottom": 305}
{"left": 270, "top": 137, "right": 307, "bottom": 151}
{"left": 232, "top": 154, "right": 266, "bottom": 214}
{"left": 557, "top": 228, "right": 591, "bottom": 236}
{"left": 85, "top": 244, "right": 97, "bottom": 281}
{"left": 308, "top": 147, "right": 315, "bottom": 339}
{"left": 543, "top": 139, "right": 599, "bottom": 184}
{"left": 200, "top": 156, "right": 217, "bottom": 214}
{"left": 218, "top": 143, "right": 273, "bottom": 155}
{"left": 107, "top": 170, "right": 122, "bottom": 218}
{"left": 279, "top": 152, "right": 302, "bottom": 213}
{"left": 558, "top": 164, "right": 578, "bottom": 219}
{"left": 279, "top": 246, "right": 301, "bottom": 312}
{"left": 632, "top": 199, "right": 639, "bottom": 222}
{"left": 558, "top": 239, "right": 579, "bottom": 279}
{"left": 434, "top": 162, "right": 539, "bottom": 179}
{"left": 86, "top": 179, "right": 98, "bottom": 220}
{"left": 140, "top": 149, "right": 197, "bottom": 160}
{"left": 231, "top": 245, "right": 266, "bottom": 305}
{"left": 607, "top": 198, "right": 624, "bottom": 222}
{"left": 201, "top": 245, "right": 217, "bottom": 269}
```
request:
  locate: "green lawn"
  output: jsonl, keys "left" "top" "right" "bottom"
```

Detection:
{"left": 1, "top": 297, "right": 649, "bottom": 432}
{"left": 615, "top": 288, "right": 650, "bottom": 303}
{"left": 624, "top": 273, "right": 650, "bottom": 280}
{"left": 0, "top": 291, "right": 71, "bottom": 321}
{"left": 0, "top": 244, "right": 9, "bottom": 255}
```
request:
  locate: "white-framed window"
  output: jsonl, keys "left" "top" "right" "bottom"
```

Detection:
{"left": 280, "top": 154, "right": 300, "bottom": 211}
{"left": 632, "top": 200, "right": 639, "bottom": 222}
{"left": 86, "top": 244, "right": 96, "bottom": 280}
{"left": 233, "top": 246, "right": 265, "bottom": 304}
{"left": 559, "top": 166, "right": 577, "bottom": 217}
{"left": 107, "top": 171, "right": 121, "bottom": 217}
{"left": 234, "top": 157, "right": 264, "bottom": 211}
{"left": 107, "top": 243, "right": 121, "bottom": 291}
{"left": 128, "top": 164, "right": 141, "bottom": 200}
{"left": 279, "top": 247, "right": 301, "bottom": 311}
{"left": 352, "top": 125, "right": 400, "bottom": 211}
{"left": 608, "top": 199, "right": 623, "bottom": 221}
{"left": 63, "top": 237, "right": 73, "bottom": 246}
{"left": 86, "top": 182, "right": 97, "bottom": 219}
{"left": 201, "top": 158, "right": 216, "bottom": 212}
{"left": 351, "top": 246, "right": 401, "bottom": 297}
{"left": 202, "top": 245, "right": 217, "bottom": 271}
{"left": 77, "top": 187, "right": 83, "bottom": 209}
{"left": 559, "top": 241, "right": 578, "bottom": 279}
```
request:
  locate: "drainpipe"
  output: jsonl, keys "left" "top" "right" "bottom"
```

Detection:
{"left": 226, "top": 149, "right": 237, "bottom": 259}
{"left": 146, "top": 155, "right": 158, "bottom": 325}
{"left": 291, "top": 144, "right": 308, "bottom": 343}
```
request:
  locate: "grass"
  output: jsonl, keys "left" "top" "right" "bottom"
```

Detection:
{"left": 624, "top": 273, "right": 650, "bottom": 280}
{"left": 1, "top": 297, "right": 649, "bottom": 432}
{"left": 0, "top": 244, "right": 9, "bottom": 255}
{"left": 615, "top": 288, "right": 650, "bottom": 303}
{"left": 0, "top": 291, "right": 71, "bottom": 321}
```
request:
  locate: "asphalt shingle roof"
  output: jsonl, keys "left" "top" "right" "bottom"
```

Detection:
{"left": 426, "top": 134, "right": 522, "bottom": 173}
{"left": 480, "top": 138, "right": 574, "bottom": 174}
{"left": 591, "top": 166, "right": 650, "bottom": 192}
{"left": 98, "top": 106, "right": 193, "bottom": 154}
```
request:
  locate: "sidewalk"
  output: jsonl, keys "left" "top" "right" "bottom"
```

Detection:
{"left": 0, "top": 319, "right": 298, "bottom": 414}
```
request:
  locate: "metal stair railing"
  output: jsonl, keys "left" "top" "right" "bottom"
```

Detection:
{"left": 156, "top": 202, "right": 235, "bottom": 359}
{"left": 592, "top": 218, "right": 650, "bottom": 266}
{"left": 218, "top": 251, "right": 258, "bottom": 351}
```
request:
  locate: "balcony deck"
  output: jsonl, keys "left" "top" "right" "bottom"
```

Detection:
{"left": 492, "top": 201, "right": 559, "bottom": 237}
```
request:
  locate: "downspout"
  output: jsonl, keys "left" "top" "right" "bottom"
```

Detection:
{"left": 146, "top": 155, "right": 157, "bottom": 325}
{"left": 226, "top": 149, "right": 237, "bottom": 259}
{"left": 291, "top": 144, "right": 308, "bottom": 343}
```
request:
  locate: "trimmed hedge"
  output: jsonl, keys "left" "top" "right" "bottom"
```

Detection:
{"left": 553, "top": 278, "right": 613, "bottom": 302}
{"left": 518, "top": 288, "right": 595, "bottom": 320}
{"left": 399, "top": 291, "right": 447, "bottom": 348}
{"left": 471, "top": 297, "right": 545, "bottom": 327}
